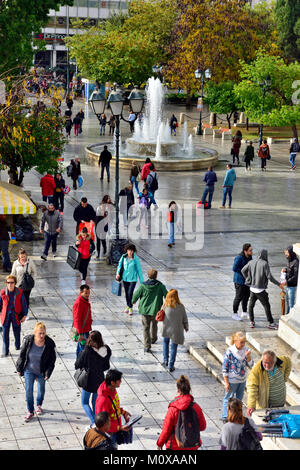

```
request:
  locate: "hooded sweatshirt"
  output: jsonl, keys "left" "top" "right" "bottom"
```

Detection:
{"left": 156, "top": 394, "right": 206, "bottom": 450}
{"left": 222, "top": 345, "right": 254, "bottom": 384}
{"left": 285, "top": 245, "right": 299, "bottom": 287}
{"left": 95, "top": 381, "right": 125, "bottom": 434}
{"left": 241, "top": 249, "right": 280, "bottom": 290}
{"left": 132, "top": 279, "right": 168, "bottom": 316}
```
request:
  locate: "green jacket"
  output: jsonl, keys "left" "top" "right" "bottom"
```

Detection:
{"left": 132, "top": 279, "right": 168, "bottom": 317}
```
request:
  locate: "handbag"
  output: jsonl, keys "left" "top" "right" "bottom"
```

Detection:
{"left": 74, "top": 367, "right": 89, "bottom": 389}
{"left": 155, "top": 309, "right": 165, "bottom": 322}
{"left": 112, "top": 279, "right": 122, "bottom": 296}
{"left": 267, "top": 154, "right": 271, "bottom": 160}
{"left": 19, "top": 261, "right": 35, "bottom": 291}
{"left": 67, "top": 245, "right": 81, "bottom": 270}
{"left": 108, "top": 397, "right": 133, "bottom": 445}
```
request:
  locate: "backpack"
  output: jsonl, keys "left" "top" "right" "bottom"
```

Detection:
{"left": 172, "top": 401, "right": 201, "bottom": 448}
{"left": 261, "top": 146, "right": 268, "bottom": 154}
{"left": 148, "top": 173, "right": 158, "bottom": 192}
{"left": 292, "top": 142, "right": 300, "bottom": 153}
{"left": 237, "top": 418, "right": 263, "bottom": 451}
{"left": 139, "top": 196, "right": 150, "bottom": 209}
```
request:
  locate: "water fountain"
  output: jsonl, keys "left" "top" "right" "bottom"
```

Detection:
{"left": 86, "top": 76, "right": 218, "bottom": 171}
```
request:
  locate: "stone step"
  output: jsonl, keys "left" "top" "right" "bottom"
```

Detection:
{"left": 189, "top": 345, "right": 224, "bottom": 385}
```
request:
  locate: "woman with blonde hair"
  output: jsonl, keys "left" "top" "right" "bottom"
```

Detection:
{"left": 161, "top": 289, "right": 188, "bottom": 372}
{"left": 221, "top": 331, "right": 253, "bottom": 423}
{"left": 130, "top": 160, "right": 141, "bottom": 195}
{"left": 11, "top": 248, "right": 37, "bottom": 308}
{"left": 16, "top": 322, "right": 56, "bottom": 422}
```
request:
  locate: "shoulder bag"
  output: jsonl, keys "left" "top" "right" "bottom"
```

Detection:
{"left": 19, "top": 261, "right": 35, "bottom": 291}
{"left": 74, "top": 350, "right": 90, "bottom": 389}
{"left": 108, "top": 396, "right": 133, "bottom": 445}
{"left": 155, "top": 309, "right": 165, "bottom": 322}
{"left": 70, "top": 305, "right": 90, "bottom": 342}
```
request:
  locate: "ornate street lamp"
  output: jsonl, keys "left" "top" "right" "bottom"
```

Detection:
{"left": 89, "top": 90, "right": 106, "bottom": 131}
{"left": 195, "top": 68, "right": 211, "bottom": 135}
{"left": 258, "top": 74, "right": 272, "bottom": 147}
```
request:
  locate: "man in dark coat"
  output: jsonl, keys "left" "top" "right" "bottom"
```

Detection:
{"left": 73, "top": 197, "right": 96, "bottom": 234}
{"left": 71, "top": 157, "right": 81, "bottom": 189}
{"left": 98, "top": 145, "right": 112, "bottom": 183}
{"left": 281, "top": 246, "right": 299, "bottom": 314}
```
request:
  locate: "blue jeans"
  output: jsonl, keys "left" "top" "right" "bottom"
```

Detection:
{"left": 123, "top": 281, "right": 136, "bottom": 308}
{"left": 289, "top": 153, "right": 296, "bottom": 168}
{"left": 130, "top": 176, "right": 139, "bottom": 195}
{"left": 201, "top": 185, "right": 214, "bottom": 208}
{"left": 24, "top": 370, "right": 46, "bottom": 413}
{"left": 101, "top": 163, "right": 110, "bottom": 181}
{"left": 76, "top": 332, "right": 90, "bottom": 358}
{"left": 163, "top": 337, "right": 178, "bottom": 368}
{"left": 100, "top": 124, "right": 106, "bottom": 136}
{"left": 0, "top": 239, "right": 11, "bottom": 271}
{"left": 168, "top": 222, "right": 175, "bottom": 244}
{"left": 81, "top": 389, "right": 97, "bottom": 426}
{"left": 43, "top": 232, "right": 58, "bottom": 256}
{"left": 222, "top": 186, "right": 233, "bottom": 207}
{"left": 222, "top": 381, "right": 246, "bottom": 419}
{"left": 2, "top": 312, "right": 21, "bottom": 355}
{"left": 286, "top": 286, "right": 297, "bottom": 314}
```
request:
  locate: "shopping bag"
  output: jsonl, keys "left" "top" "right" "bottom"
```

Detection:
{"left": 63, "top": 185, "right": 71, "bottom": 194}
{"left": 112, "top": 280, "right": 122, "bottom": 296}
{"left": 67, "top": 245, "right": 81, "bottom": 270}
{"left": 78, "top": 175, "right": 83, "bottom": 187}
{"left": 78, "top": 221, "right": 95, "bottom": 241}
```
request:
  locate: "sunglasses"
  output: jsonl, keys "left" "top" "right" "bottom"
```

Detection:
{"left": 6, "top": 281, "right": 15, "bottom": 284}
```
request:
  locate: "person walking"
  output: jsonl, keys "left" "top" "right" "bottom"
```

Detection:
{"left": 281, "top": 245, "right": 299, "bottom": 314}
{"left": 157, "top": 375, "right": 206, "bottom": 450}
{"left": 243, "top": 141, "right": 254, "bottom": 171}
{"left": 220, "top": 164, "right": 236, "bottom": 209}
{"left": 241, "top": 249, "right": 282, "bottom": 329}
{"left": 16, "top": 322, "right": 56, "bottom": 422}
{"left": 169, "top": 114, "right": 178, "bottom": 136}
{"left": 78, "top": 108, "right": 85, "bottom": 134}
{"left": 130, "top": 160, "right": 141, "bottom": 195}
{"left": 141, "top": 158, "right": 154, "bottom": 182}
{"left": 40, "top": 203, "right": 62, "bottom": 260}
{"left": 73, "top": 113, "right": 82, "bottom": 136}
{"left": 108, "top": 114, "right": 115, "bottom": 136}
{"left": 40, "top": 173, "right": 56, "bottom": 204}
{"left": 66, "top": 95, "right": 73, "bottom": 110}
{"left": 167, "top": 201, "right": 178, "bottom": 248}
{"left": 258, "top": 139, "right": 270, "bottom": 171}
{"left": 146, "top": 164, "right": 159, "bottom": 201}
{"left": 221, "top": 332, "right": 253, "bottom": 423}
{"left": 0, "top": 215, "right": 12, "bottom": 273}
{"left": 232, "top": 243, "right": 253, "bottom": 321}
{"left": 161, "top": 289, "right": 188, "bottom": 372}
{"left": 119, "top": 183, "right": 134, "bottom": 227}
{"left": 72, "top": 284, "right": 93, "bottom": 358}
{"left": 70, "top": 157, "right": 81, "bottom": 190}
{"left": 200, "top": 166, "right": 218, "bottom": 209}
{"left": 98, "top": 145, "right": 112, "bottom": 183}
{"left": 75, "top": 330, "right": 111, "bottom": 429}
{"left": 53, "top": 173, "right": 65, "bottom": 214}
{"left": 132, "top": 269, "right": 168, "bottom": 353}
{"left": 116, "top": 244, "right": 144, "bottom": 316}
{"left": 246, "top": 350, "right": 291, "bottom": 416}
{"left": 128, "top": 111, "right": 136, "bottom": 134}
{"left": 95, "top": 195, "right": 113, "bottom": 259}
{"left": 11, "top": 248, "right": 36, "bottom": 308}
{"left": 76, "top": 227, "right": 95, "bottom": 285}
{"left": 231, "top": 131, "right": 242, "bottom": 165}
{"left": 289, "top": 137, "right": 300, "bottom": 171}
{"left": 73, "top": 197, "right": 96, "bottom": 235}
{"left": 95, "top": 369, "right": 132, "bottom": 449}
{"left": 220, "top": 398, "right": 262, "bottom": 450}
{"left": 65, "top": 117, "right": 73, "bottom": 137}
{"left": 99, "top": 113, "right": 107, "bottom": 136}
{"left": 83, "top": 412, "right": 116, "bottom": 450}
{"left": 0, "top": 275, "right": 28, "bottom": 357}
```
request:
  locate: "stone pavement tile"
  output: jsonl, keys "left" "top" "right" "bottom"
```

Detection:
{"left": 13, "top": 423, "right": 46, "bottom": 440}
{"left": 0, "top": 440, "right": 19, "bottom": 450}
{"left": 41, "top": 421, "right": 75, "bottom": 437}
{"left": 46, "top": 434, "right": 81, "bottom": 450}
{"left": 134, "top": 426, "right": 162, "bottom": 450}
{"left": 0, "top": 428, "right": 15, "bottom": 442}
{"left": 0, "top": 416, "right": 11, "bottom": 429}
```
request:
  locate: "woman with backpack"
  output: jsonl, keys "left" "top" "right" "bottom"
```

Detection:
{"left": 11, "top": 248, "right": 37, "bottom": 309}
{"left": 289, "top": 137, "right": 300, "bottom": 171}
{"left": 220, "top": 398, "right": 262, "bottom": 450}
{"left": 258, "top": 139, "right": 270, "bottom": 171}
{"left": 76, "top": 227, "right": 95, "bottom": 285}
{"left": 157, "top": 375, "right": 206, "bottom": 450}
{"left": 53, "top": 173, "right": 65, "bottom": 214}
{"left": 75, "top": 330, "right": 111, "bottom": 430}
{"left": 115, "top": 243, "right": 143, "bottom": 315}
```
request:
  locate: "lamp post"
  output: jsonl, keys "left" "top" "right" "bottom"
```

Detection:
{"left": 90, "top": 88, "right": 145, "bottom": 263}
{"left": 195, "top": 68, "right": 211, "bottom": 136}
{"left": 258, "top": 74, "right": 271, "bottom": 147}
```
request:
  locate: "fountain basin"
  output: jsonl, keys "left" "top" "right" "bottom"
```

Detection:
{"left": 86, "top": 143, "right": 218, "bottom": 172}
{"left": 126, "top": 138, "right": 180, "bottom": 157}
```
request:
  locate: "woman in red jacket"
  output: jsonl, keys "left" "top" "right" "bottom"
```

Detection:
{"left": 157, "top": 375, "right": 206, "bottom": 450}
{"left": 76, "top": 227, "right": 95, "bottom": 285}
{"left": 141, "top": 158, "right": 155, "bottom": 182}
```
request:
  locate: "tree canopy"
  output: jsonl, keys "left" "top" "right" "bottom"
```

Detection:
{"left": 204, "top": 81, "right": 239, "bottom": 129}
{"left": 275, "top": 0, "right": 300, "bottom": 61}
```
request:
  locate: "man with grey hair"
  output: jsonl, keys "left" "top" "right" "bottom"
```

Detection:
{"left": 40, "top": 203, "right": 62, "bottom": 260}
{"left": 246, "top": 350, "right": 291, "bottom": 417}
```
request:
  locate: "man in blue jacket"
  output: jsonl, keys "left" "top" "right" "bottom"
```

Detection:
{"left": 200, "top": 166, "right": 218, "bottom": 209}
{"left": 232, "top": 243, "right": 253, "bottom": 321}
{"left": 220, "top": 164, "right": 236, "bottom": 209}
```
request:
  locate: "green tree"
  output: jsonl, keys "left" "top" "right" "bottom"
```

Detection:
{"left": 204, "top": 81, "right": 239, "bottom": 129}
{"left": 0, "top": 0, "right": 73, "bottom": 74}
{"left": 234, "top": 52, "right": 300, "bottom": 138}
{"left": 275, "top": 0, "right": 300, "bottom": 61}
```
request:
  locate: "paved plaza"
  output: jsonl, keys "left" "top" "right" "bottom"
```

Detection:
{"left": 0, "top": 100, "right": 298, "bottom": 450}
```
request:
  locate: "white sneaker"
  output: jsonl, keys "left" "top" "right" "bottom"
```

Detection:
{"left": 232, "top": 314, "right": 242, "bottom": 321}
{"left": 241, "top": 312, "right": 249, "bottom": 320}
{"left": 81, "top": 280, "right": 86, "bottom": 286}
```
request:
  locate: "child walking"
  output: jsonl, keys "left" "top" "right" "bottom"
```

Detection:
{"left": 243, "top": 141, "right": 254, "bottom": 171}
{"left": 167, "top": 201, "right": 177, "bottom": 248}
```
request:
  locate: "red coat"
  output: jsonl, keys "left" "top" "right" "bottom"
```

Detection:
{"left": 0, "top": 287, "right": 25, "bottom": 326}
{"left": 95, "top": 381, "right": 125, "bottom": 434}
{"left": 76, "top": 235, "right": 92, "bottom": 259}
{"left": 156, "top": 394, "right": 206, "bottom": 450}
{"left": 141, "top": 162, "right": 154, "bottom": 182}
{"left": 72, "top": 294, "right": 92, "bottom": 334}
{"left": 258, "top": 143, "right": 270, "bottom": 159}
{"left": 40, "top": 174, "right": 56, "bottom": 197}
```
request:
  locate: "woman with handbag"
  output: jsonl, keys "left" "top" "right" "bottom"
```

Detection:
{"left": 16, "top": 322, "right": 56, "bottom": 422}
{"left": 75, "top": 330, "right": 111, "bottom": 430}
{"left": 161, "top": 289, "right": 189, "bottom": 372}
{"left": 116, "top": 244, "right": 144, "bottom": 315}
{"left": 11, "top": 248, "right": 37, "bottom": 310}
{"left": 76, "top": 227, "right": 95, "bottom": 285}
{"left": 130, "top": 160, "right": 141, "bottom": 195}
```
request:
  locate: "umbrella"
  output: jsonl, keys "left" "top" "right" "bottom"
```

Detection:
{"left": 0, "top": 181, "right": 36, "bottom": 215}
